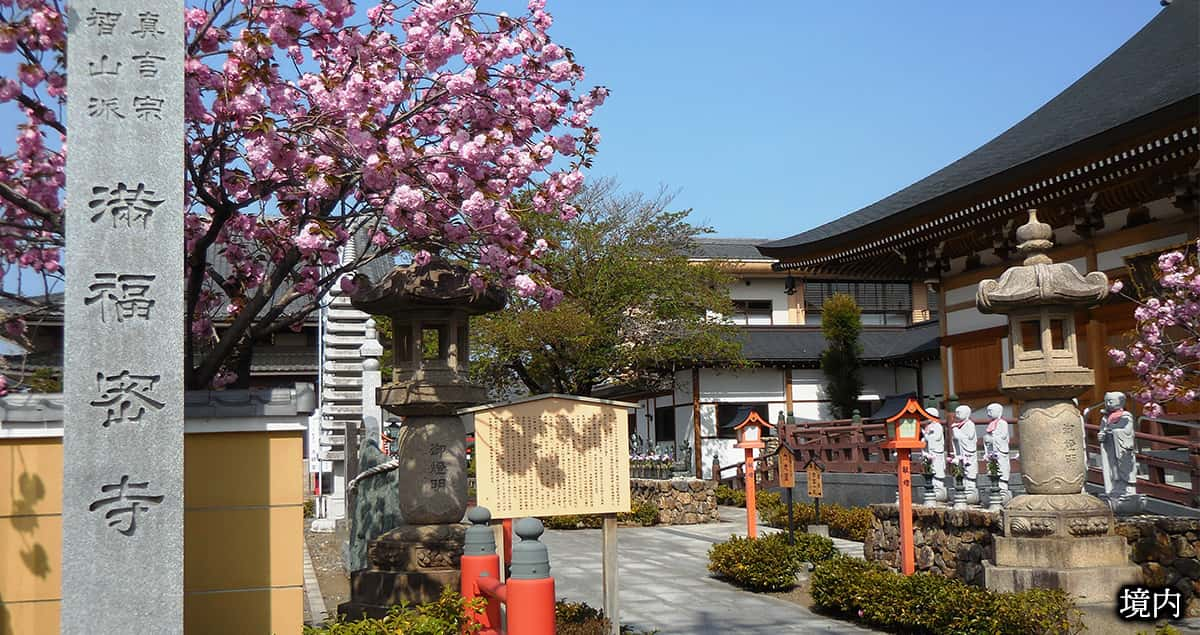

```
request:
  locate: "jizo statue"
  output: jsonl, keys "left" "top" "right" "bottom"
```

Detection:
{"left": 923, "top": 407, "right": 947, "bottom": 502}
{"left": 952, "top": 405, "right": 980, "bottom": 504}
{"left": 1098, "top": 391, "right": 1138, "bottom": 509}
{"left": 983, "top": 403, "right": 1012, "bottom": 503}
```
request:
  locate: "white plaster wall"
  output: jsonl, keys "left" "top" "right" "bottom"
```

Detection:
{"left": 675, "top": 404, "right": 694, "bottom": 449}
{"left": 699, "top": 367, "right": 785, "bottom": 402}
{"left": 728, "top": 277, "right": 792, "bottom": 325}
{"left": 699, "top": 403, "right": 717, "bottom": 436}
{"left": 946, "top": 307, "right": 1007, "bottom": 335}
{"left": 1098, "top": 233, "right": 1190, "bottom": 271}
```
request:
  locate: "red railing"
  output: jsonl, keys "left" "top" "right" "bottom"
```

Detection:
{"left": 727, "top": 414, "right": 1200, "bottom": 507}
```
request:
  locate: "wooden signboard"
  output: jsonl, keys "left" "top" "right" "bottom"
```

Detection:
{"left": 778, "top": 449, "right": 795, "bottom": 488}
{"left": 806, "top": 462, "right": 824, "bottom": 499}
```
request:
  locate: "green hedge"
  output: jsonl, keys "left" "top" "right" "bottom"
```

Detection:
{"left": 715, "top": 484, "right": 872, "bottom": 542}
{"left": 302, "top": 587, "right": 485, "bottom": 634}
{"left": 762, "top": 500, "right": 872, "bottom": 542}
{"left": 541, "top": 499, "right": 660, "bottom": 530}
{"left": 707, "top": 532, "right": 838, "bottom": 592}
{"left": 810, "top": 557, "right": 1084, "bottom": 635}
{"left": 715, "top": 484, "right": 746, "bottom": 507}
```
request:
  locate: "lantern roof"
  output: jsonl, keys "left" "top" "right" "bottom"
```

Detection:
{"left": 873, "top": 393, "right": 936, "bottom": 423}
{"left": 976, "top": 209, "right": 1108, "bottom": 315}
{"left": 348, "top": 253, "right": 507, "bottom": 316}
{"left": 733, "top": 410, "right": 775, "bottom": 431}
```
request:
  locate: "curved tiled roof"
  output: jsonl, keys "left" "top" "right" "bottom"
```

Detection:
{"left": 759, "top": 0, "right": 1199, "bottom": 258}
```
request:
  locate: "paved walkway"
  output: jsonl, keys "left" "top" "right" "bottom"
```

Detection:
{"left": 543, "top": 507, "right": 876, "bottom": 634}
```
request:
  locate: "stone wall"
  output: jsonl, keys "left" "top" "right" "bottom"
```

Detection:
{"left": 867, "top": 506, "right": 1200, "bottom": 617}
{"left": 1115, "top": 516, "right": 1200, "bottom": 616}
{"left": 865, "top": 504, "right": 1000, "bottom": 586}
{"left": 631, "top": 479, "right": 719, "bottom": 525}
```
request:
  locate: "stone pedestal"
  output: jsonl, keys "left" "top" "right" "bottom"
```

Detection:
{"left": 340, "top": 524, "right": 466, "bottom": 618}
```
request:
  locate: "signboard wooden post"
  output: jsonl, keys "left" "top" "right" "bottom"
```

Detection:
{"left": 806, "top": 461, "right": 824, "bottom": 524}
{"left": 778, "top": 447, "right": 795, "bottom": 544}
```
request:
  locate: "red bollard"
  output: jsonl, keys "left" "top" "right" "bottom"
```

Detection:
{"left": 506, "top": 576, "right": 555, "bottom": 635}
{"left": 507, "top": 517, "right": 556, "bottom": 635}
{"left": 461, "top": 507, "right": 502, "bottom": 634}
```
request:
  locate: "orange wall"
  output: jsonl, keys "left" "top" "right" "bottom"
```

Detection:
{"left": 0, "top": 430, "right": 304, "bottom": 635}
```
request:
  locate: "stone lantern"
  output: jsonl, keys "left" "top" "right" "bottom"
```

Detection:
{"left": 978, "top": 209, "right": 1140, "bottom": 603}
{"left": 340, "top": 253, "right": 506, "bottom": 614}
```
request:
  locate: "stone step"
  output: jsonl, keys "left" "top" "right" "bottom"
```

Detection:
{"left": 320, "top": 435, "right": 345, "bottom": 447}
{"left": 324, "top": 361, "right": 364, "bottom": 373}
{"left": 323, "top": 389, "right": 363, "bottom": 402}
{"left": 320, "top": 421, "right": 346, "bottom": 432}
{"left": 325, "top": 321, "right": 368, "bottom": 334}
{"left": 319, "top": 450, "right": 345, "bottom": 462}
{"left": 323, "top": 404, "right": 363, "bottom": 416}
{"left": 322, "top": 375, "right": 363, "bottom": 388}
{"left": 327, "top": 308, "right": 368, "bottom": 321}
{"left": 324, "top": 334, "right": 369, "bottom": 347}
{"left": 324, "top": 348, "right": 364, "bottom": 361}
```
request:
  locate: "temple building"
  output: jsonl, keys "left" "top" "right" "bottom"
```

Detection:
{"left": 596, "top": 237, "right": 943, "bottom": 478}
{"left": 758, "top": 0, "right": 1198, "bottom": 423}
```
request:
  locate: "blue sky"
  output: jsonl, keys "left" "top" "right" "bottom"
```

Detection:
{"left": 535, "top": 1, "right": 1164, "bottom": 240}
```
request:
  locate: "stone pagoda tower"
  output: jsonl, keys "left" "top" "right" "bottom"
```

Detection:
{"left": 978, "top": 209, "right": 1141, "bottom": 602}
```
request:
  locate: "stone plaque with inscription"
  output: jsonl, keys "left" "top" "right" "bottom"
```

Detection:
{"left": 63, "top": 1, "right": 184, "bottom": 632}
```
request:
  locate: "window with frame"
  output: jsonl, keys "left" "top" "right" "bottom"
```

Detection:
{"left": 730, "top": 300, "right": 773, "bottom": 325}
{"left": 803, "top": 281, "right": 912, "bottom": 326}
{"left": 654, "top": 406, "right": 676, "bottom": 443}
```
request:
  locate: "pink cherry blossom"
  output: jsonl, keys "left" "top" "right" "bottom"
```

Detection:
{"left": 0, "top": 0, "right": 602, "bottom": 387}
{"left": 1108, "top": 241, "right": 1200, "bottom": 417}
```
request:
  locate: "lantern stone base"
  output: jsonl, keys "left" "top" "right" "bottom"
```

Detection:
{"left": 984, "top": 563, "right": 1142, "bottom": 604}
{"left": 1001, "top": 493, "right": 1112, "bottom": 537}
{"left": 338, "top": 523, "right": 466, "bottom": 619}
{"left": 987, "top": 495, "right": 1142, "bottom": 604}
{"left": 993, "top": 535, "right": 1133, "bottom": 569}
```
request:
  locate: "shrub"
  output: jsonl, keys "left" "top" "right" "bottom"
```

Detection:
{"left": 302, "top": 587, "right": 485, "bottom": 635}
{"left": 542, "top": 515, "right": 586, "bottom": 530}
{"left": 707, "top": 531, "right": 836, "bottom": 592}
{"left": 555, "top": 601, "right": 659, "bottom": 635}
{"left": 303, "top": 499, "right": 315, "bottom": 519}
{"left": 764, "top": 501, "right": 872, "bottom": 542}
{"left": 811, "top": 556, "right": 1084, "bottom": 634}
{"left": 789, "top": 532, "right": 839, "bottom": 564}
{"left": 714, "top": 484, "right": 745, "bottom": 507}
{"left": 754, "top": 490, "right": 783, "bottom": 519}
{"left": 708, "top": 534, "right": 801, "bottom": 591}
{"left": 623, "top": 499, "right": 660, "bottom": 526}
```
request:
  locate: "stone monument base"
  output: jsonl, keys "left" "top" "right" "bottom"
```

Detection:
{"left": 338, "top": 523, "right": 466, "bottom": 619}
{"left": 986, "top": 494, "right": 1142, "bottom": 604}
{"left": 984, "top": 562, "right": 1142, "bottom": 604}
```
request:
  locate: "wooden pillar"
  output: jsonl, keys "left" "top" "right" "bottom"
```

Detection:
{"left": 1087, "top": 316, "right": 1108, "bottom": 400}
{"left": 897, "top": 449, "right": 915, "bottom": 575}
{"left": 784, "top": 368, "right": 793, "bottom": 415}
{"left": 744, "top": 447, "right": 758, "bottom": 538}
{"left": 693, "top": 367, "right": 702, "bottom": 477}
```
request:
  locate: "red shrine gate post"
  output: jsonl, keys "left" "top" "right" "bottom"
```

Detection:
{"left": 881, "top": 397, "right": 934, "bottom": 575}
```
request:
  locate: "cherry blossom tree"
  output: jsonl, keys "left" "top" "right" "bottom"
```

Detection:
{"left": 0, "top": 0, "right": 606, "bottom": 389}
{"left": 1107, "top": 240, "right": 1200, "bottom": 417}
